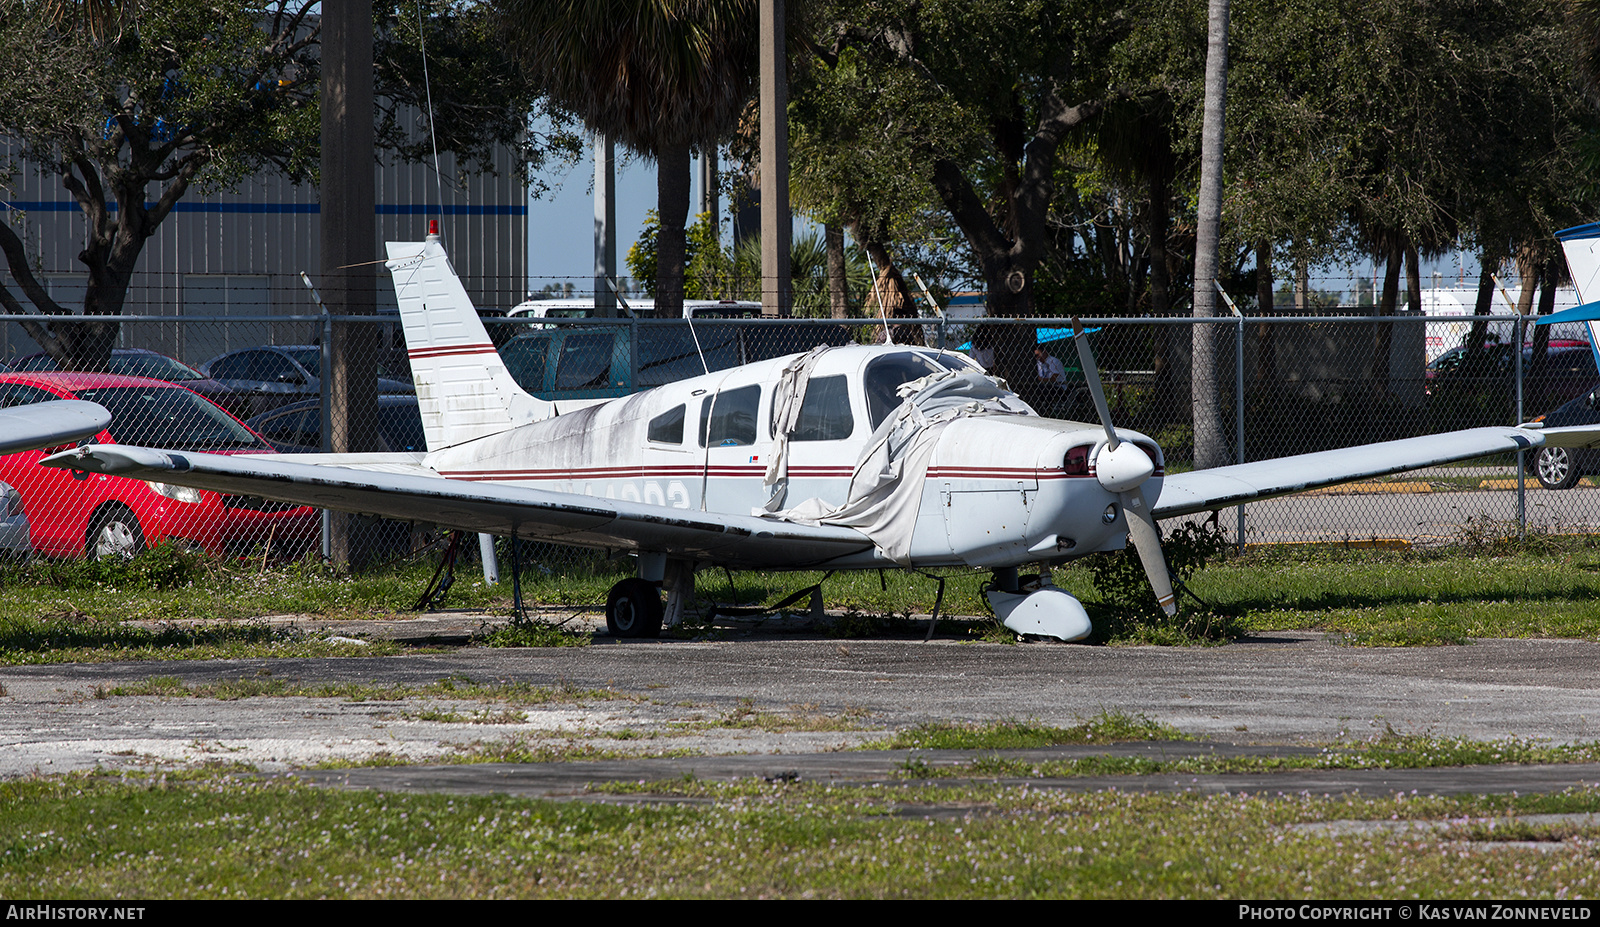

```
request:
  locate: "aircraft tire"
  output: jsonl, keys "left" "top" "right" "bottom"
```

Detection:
{"left": 606, "top": 578, "right": 664, "bottom": 638}
{"left": 1535, "top": 447, "right": 1582, "bottom": 490}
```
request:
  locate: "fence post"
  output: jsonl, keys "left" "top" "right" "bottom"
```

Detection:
{"left": 320, "top": 309, "right": 333, "bottom": 561}
{"left": 1213, "top": 281, "right": 1247, "bottom": 553}
{"left": 1515, "top": 313, "right": 1526, "bottom": 537}
{"left": 1236, "top": 311, "right": 1245, "bottom": 554}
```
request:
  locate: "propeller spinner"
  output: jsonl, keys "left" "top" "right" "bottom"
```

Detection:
{"left": 1069, "top": 318, "right": 1177, "bottom": 617}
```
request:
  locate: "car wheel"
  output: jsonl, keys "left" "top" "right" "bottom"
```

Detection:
{"left": 87, "top": 505, "right": 145, "bottom": 560}
{"left": 605, "top": 578, "right": 663, "bottom": 638}
{"left": 1535, "top": 447, "right": 1582, "bottom": 490}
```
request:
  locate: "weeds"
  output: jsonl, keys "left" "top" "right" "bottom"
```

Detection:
{"left": 2, "top": 541, "right": 211, "bottom": 592}
{"left": 476, "top": 619, "right": 591, "bottom": 648}
{"left": 864, "top": 711, "right": 1186, "bottom": 751}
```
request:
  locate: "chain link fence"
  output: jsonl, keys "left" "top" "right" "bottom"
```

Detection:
{"left": 1, "top": 306, "right": 1594, "bottom": 567}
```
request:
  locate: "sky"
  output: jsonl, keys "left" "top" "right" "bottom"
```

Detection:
{"left": 524, "top": 145, "right": 665, "bottom": 299}
{"left": 520, "top": 145, "right": 1520, "bottom": 307}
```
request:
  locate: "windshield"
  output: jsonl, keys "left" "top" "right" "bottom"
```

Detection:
{"left": 111, "top": 353, "right": 206, "bottom": 381}
{"left": 13, "top": 352, "right": 206, "bottom": 381}
{"left": 286, "top": 347, "right": 410, "bottom": 383}
{"left": 77, "top": 385, "right": 266, "bottom": 450}
{"left": 863, "top": 354, "right": 958, "bottom": 429}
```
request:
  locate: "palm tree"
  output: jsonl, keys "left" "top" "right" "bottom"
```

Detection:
{"left": 500, "top": 0, "right": 758, "bottom": 317}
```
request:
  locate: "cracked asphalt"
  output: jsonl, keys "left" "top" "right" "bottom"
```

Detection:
{"left": 5, "top": 623, "right": 1600, "bottom": 798}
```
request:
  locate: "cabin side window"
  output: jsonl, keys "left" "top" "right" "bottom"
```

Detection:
{"left": 772, "top": 374, "right": 854, "bottom": 441}
{"left": 648, "top": 404, "right": 686, "bottom": 444}
{"left": 698, "top": 385, "right": 761, "bottom": 447}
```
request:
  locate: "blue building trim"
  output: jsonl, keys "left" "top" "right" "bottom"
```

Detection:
{"left": 1, "top": 200, "right": 526, "bottom": 216}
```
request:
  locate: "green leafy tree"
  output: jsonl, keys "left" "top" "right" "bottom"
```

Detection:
{"left": 0, "top": 0, "right": 573, "bottom": 371}
{"left": 0, "top": 1, "right": 322, "bottom": 369}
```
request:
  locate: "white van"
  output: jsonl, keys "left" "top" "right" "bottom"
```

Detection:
{"left": 506, "top": 297, "right": 762, "bottom": 320}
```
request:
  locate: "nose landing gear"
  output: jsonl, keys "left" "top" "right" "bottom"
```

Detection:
{"left": 983, "top": 567, "right": 1092, "bottom": 641}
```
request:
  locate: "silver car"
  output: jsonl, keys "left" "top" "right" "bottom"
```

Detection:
{"left": 0, "top": 480, "right": 31, "bottom": 561}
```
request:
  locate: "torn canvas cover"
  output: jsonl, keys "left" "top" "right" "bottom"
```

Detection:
{"left": 763, "top": 369, "right": 1034, "bottom": 563}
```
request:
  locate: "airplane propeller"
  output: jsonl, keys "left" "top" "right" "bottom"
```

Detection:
{"left": 1069, "top": 318, "right": 1178, "bottom": 617}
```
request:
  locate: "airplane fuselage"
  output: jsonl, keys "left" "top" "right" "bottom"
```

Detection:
{"left": 421, "top": 344, "right": 1164, "bottom": 571}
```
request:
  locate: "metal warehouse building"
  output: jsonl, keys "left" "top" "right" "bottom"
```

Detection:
{"left": 0, "top": 142, "right": 527, "bottom": 368}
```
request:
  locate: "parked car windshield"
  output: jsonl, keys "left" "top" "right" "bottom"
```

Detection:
{"left": 13, "top": 352, "right": 208, "bottom": 382}
{"left": 76, "top": 386, "right": 267, "bottom": 450}
{"left": 284, "top": 347, "right": 411, "bottom": 384}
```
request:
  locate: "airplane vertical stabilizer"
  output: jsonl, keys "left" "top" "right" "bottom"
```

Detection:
{"left": 385, "top": 238, "right": 552, "bottom": 450}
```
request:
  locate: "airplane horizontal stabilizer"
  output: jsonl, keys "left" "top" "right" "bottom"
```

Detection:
{"left": 1153, "top": 426, "right": 1543, "bottom": 518}
{"left": 39, "top": 445, "right": 875, "bottom": 569}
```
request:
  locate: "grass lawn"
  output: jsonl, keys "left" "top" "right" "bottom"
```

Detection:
{"left": 5, "top": 772, "right": 1600, "bottom": 899}
{"left": 7, "top": 533, "right": 1600, "bottom": 659}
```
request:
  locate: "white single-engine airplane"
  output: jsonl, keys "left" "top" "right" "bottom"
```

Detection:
{"left": 36, "top": 233, "right": 1600, "bottom": 640}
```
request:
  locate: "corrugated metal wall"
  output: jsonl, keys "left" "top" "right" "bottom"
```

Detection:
{"left": 0, "top": 120, "right": 527, "bottom": 364}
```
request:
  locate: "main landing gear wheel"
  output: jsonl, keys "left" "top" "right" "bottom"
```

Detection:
{"left": 88, "top": 505, "right": 145, "bottom": 560}
{"left": 1536, "top": 446, "right": 1581, "bottom": 490}
{"left": 606, "top": 578, "right": 664, "bottom": 638}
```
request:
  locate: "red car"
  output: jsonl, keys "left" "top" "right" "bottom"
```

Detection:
{"left": 0, "top": 372, "right": 317, "bottom": 559}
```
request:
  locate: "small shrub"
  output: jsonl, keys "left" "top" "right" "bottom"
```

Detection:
{"left": 1084, "top": 518, "right": 1237, "bottom": 642}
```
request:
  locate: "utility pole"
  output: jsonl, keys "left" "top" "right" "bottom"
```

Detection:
{"left": 321, "top": 0, "right": 379, "bottom": 566}
{"left": 593, "top": 133, "right": 616, "bottom": 317}
{"left": 759, "top": 0, "right": 791, "bottom": 316}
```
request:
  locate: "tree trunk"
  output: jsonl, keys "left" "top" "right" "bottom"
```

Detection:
{"left": 1191, "top": 0, "right": 1230, "bottom": 470}
{"left": 1467, "top": 262, "right": 1496, "bottom": 355}
{"left": 1530, "top": 258, "right": 1560, "bottom": 402}
{"left": 1253, "top": 239, "right": 1275, "bottom": 385}
{"left": 1379, "top": 244, "right": 1401, "bottom": 317}
{"left": 654, "top": 142, "right": 692, "bottom": 319}
{"left": 825, "top": 223, "right": 848, "bottom": 318}
{"left": 1515, "top": 251, "right": 1539, "bottom": 316}
{"left": 322, "top": 0, "right": 379, "bottom": 568}
{"left": 1404, "top": 241, "right": 1421, "bottom": 314}
{"left": 1148, "top": 172, "right": 1170, "bottom": 317}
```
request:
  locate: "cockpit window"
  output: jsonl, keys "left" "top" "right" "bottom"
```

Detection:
{"left": 931, "top": 352, "right": 978, "bottom": 372}
{"left": 773, "top": 374, "right": 854, "bottom": 442}
{"left": 699, "top": 385, "right": 761, "bottom": 447}
{"left": 863, "top": 354, "right": 951, "bottom": 429}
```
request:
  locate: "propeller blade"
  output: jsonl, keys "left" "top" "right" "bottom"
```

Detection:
{"left": 1122, "top": 486, "right": 1177, "bottom": 616}
{"left": 1070, "top": 317, "right": 1118, "bottom": 450}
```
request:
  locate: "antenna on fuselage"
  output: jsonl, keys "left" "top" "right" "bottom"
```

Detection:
{"left": 684, "top": 306, "right": 711, "bottom": 375}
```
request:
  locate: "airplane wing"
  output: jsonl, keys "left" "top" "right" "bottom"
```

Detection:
{"left": 0, "top": 400, "right": 111, "bottom": 455}
{"left": 38, "top": 444, "right": 876, "bottom": 568}
{"left": 1152, "top": 426, "right": 1548, "bottom": 518}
